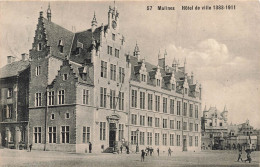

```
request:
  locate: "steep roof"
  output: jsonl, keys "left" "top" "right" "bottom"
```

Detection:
{"left": 0, "top": 60, "right": 30, "bottom": 79}
{"left": 42, "top": 18, "right": 74, "bottom": 60}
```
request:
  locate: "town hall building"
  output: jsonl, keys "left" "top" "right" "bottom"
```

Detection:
{"left": 0, "top": 4, "right": 202, "bottom": 153}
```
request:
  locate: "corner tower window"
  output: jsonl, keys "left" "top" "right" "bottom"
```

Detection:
{"left": 38, "top": 43, "right": 42, "bottom": 51}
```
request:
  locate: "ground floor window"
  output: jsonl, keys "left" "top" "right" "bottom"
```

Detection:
{"left": 147, "top": 132, "right": 152, "bottom": 145}
{"left": 119, "top": 124, "right": 124, "bottom": 141}
{"left": 83, "top": 126, "right": 91, "bottom": 143}
{"left": 61, "top": 126, "right": 69, "bottom": 143}
{"left": 189, "top": 136, "right": 193, "bottom": 146}
{"left": 177, "top": 135, "right": 181, "bottom": 146}
{"left": 140, "top": 132, "right": 145, "bottom": 145}
{"left": 155, "top": 133, "right": 159, "bottom": 145}
{"left": 195, "top": 136, "right": 198, "bottom": 147}
{"left": 34, "top": 127, "right": 41, "bottom": 143}
{"left": 131, "top": 131, "right": 137, "bottom": 144}
{"left": 170, "top": 134, "right": 174, "bottom": 146}
{"left": 100, "top": 122, "right": 106, "bottom": 140}
{"left": 163, "top": 133, "right": 167, "bottom": 146}
{"left": 49, "top": 127, "right": 56, "bottom": 143}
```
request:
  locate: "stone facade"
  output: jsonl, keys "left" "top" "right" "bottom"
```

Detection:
{"left": 0, "top": 4, "right": 202, "bottom": 153}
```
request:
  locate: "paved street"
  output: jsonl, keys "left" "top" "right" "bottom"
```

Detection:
{"left": 0, "top": 148, "right": 259, "bottom": 167}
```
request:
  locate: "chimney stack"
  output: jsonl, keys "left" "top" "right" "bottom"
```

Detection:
{"left": 21, "top": 53, "right": 29, "bottom": 61}
{"left": 7, "top": 56, "right": 16, "bottom": 64}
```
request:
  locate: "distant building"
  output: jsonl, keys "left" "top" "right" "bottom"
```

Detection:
{"left": 201, "top": 106, "right": 228, "bottom": 150}
{"left": 0, "top": 54, "right": 30, "bottom": 149}
{"left": 227, "top": 120, "right": 258, "bottom": 150}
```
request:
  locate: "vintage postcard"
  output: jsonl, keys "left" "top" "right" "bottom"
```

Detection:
{"left": 0, "top": 0, "right": 259, "bottom": 166}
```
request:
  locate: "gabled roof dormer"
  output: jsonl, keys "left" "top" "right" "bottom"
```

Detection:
{"left": 139, "top": 59, "right": 147, "bottom": 83}
{"left": 155, "top": 65, "right": 162, "bottom": 87}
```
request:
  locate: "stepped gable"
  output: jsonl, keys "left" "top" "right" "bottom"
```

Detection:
{"left": 0, "top": 60, "right": 30, "bottom": 78}
{"left": 42, "top": 18, "right": 74, "bottom": 60}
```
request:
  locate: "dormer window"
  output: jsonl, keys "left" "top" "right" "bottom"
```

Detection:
{"left": 38, "top": 43, "right": 42, "bottom": 51}
{"left": 7, "top": 88, "right": 13, "bottom": 98}
{"left": 58, "top": 39, "right": 64, "bottom": 53}
{"left": 76, "top": 41, "right": 83, "bottom": 55}
{"left": 185, "top": 88, "right": 188, "bottom": 94}
{"left": 141, "top": 74, "right": 146, "bottom": 82}
{"left": 156, "top": 79, "right": 161, "bottom": 86}
{"left": 172, "top": 84, "right": 175, "bottom": 90}
{"left": 63, "top": 74, "right": 68, "bottom": 81}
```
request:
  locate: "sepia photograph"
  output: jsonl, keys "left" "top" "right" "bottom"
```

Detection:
{"left": 0, "top": 0, "right": 259, "bottom": 166}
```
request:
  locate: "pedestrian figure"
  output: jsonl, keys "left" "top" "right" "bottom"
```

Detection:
{"left": 89, "top": 142, "right": 92, "bottom": 153}
{"left": 244, "top": 152, "right": 252, "bottom": 163}
{"left": 237, "top": 150, "right": 243, "bottom": 162}
{"left": 141, "top": 150, "right": 145, "bottom": 162}
{"left": 29, "top": 144, "right": 32, "bottom": 152}
{"left": 157, "top": 148, "right": 159, "bottom": 156}
{"left": 126, "top": 145, "right": 129, "bottom": 154}
{"left": 149, "top": 147, "right": 153, "bottom": 156}
{"left": 120, "top": 145, "right": 123, "bottom": 154}
{"left": 168, "top": 147, "right": 171, "bottom": 156}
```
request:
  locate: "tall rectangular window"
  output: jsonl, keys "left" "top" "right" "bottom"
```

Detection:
{"left": 195, "top": 136, "right": 198, "bottom": 147}
{"left": 170, "top": 99, "right": 174, "bottom": 114}
{"left": 119, "top": 124, "right": 124, "bottom": 141}
{"left": 118, "top": 92, "right": 124, "bottom": 110}
{"left": 177, "top": 101, "right": 181, "bottom": 115}
{"left": 34, "top": 127, "right": 41, "bottom": 143}
{"left": 189, "top": 104, "right": 193, "bottom": 117}
{"left": 189, "top": 123, "right": 193, "bottom": 131}
{"left": 61, "top": 126, "right": 69, "bottom": 143}
{"left": 189, "top": 136, "right": 193, "bottom": 146}
{"left": 183, "top": 102, "right": 187, "bottom": 116}
{"left": 170, "top": 134, "right": 174, "bottom": 146}
{"left": 110, "top": 89, "right": 116, "bottom": 109}
{"left": 83, "top": 126, "right": 86, "bottom": 143}
{"left": 100, "top": 122, "right": 106, "bottom": 140}
{"left": 115, "top": 48, "right": 120, "bottom": 58}
{"left": 35, "top": 93, "right": 42, "bottom": 106}
{"left": 163, "top": 119, "right": 167, "bottom": 128}
{"left": 163, "top": 97, "right": 167, "bottom": 113}
{"left": 5, "top": 105, "right": 12, "bottom": 118}
{"left": 58, "top": 90, "right": 65, "bottom": 105}
{"left": 131, "top": 131, "right": 137, "bottom": 144}
{"left": 170, "top": 120, "right": 174, "bottom": 129}
{"left": 177, "top": 135, "right": 181, "bottom": 146}
{"left": 155, "top": 133, "right": 159, "bottom": 145}
{"left": 107, "top": 46, "right": 112, "bottom": 55}
{"left": 110, "top": 64, "right": 116, "bottom": 81}
{"left": 183, "top": 122, "right": 187, "bottom": 130}
{"left": 83, "top": 89, "right": 89, "bottom": 105}
{"left": 195, "top": 123, "right": 198, "bottom": 132}
{"left": 147, "top": 132, "right": 152, "bottom": 145}
{"left": 148, "top": 94, "right": 153, "bottom": 110}
{"left": 140, "top": 132, "right": 145, "bottom": 145}
{"left": 119, "top": 67, "right": 125, "bottom": 83}
{"left": 163, "top": 133, "right": 167, "bottom": 146}
{"left": 140, "top": 91, "right": 145, "bottom": 109}
{"left": 131, "top": 114, "right": 137, "bottom": 125}
{"left": 131, "top": 90, "right": 137, "bottom": 108}
{"left": 148, "top": 117, "right": 153, "bottom": 127}
{"left": 140, "top": 115, "right": 145, "bottom": 126}
{"left": 48, "top": 127, "right": 56, "bottom": 143}
{"left": 35, "top": 66, "right": 41, "bottom": 76}
{"left": 100, "top": 87, "right": 107, "bottom": 108}
{"left": 112, "top": 33, "right": 115, "bottom": 41}
{"left": 155, "top": 95, "right": 160, "bottom": 112}
{"left": 156, "top": 79, "right": 161, "bottom": 86}
{"left": 155, "top": 118, "right": 160, "bottom": 127}
{"left": 48, "top": 91, "right": 54, "bottom": 106}
{"left": 177, "top": 121, "right": 181, "bottom": 130}
{"left": 101, "top": 61, "right": 107, "bottom": 78}
{"left": 87, "top": 127, "right": 90, "bottom": 143}
{"left": 195, "top": 105, "right": 199, "bottom": 118}
{"left": 7, "top": 88, "right": 13, "bottom": 98}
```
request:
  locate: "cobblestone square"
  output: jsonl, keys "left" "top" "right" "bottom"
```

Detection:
{"left": 0, "top": 149, "right": 259, "bottom": 167}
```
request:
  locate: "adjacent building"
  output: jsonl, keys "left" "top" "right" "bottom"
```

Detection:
{"left": 0, "top": 4, "right": 202, "bottom": 153}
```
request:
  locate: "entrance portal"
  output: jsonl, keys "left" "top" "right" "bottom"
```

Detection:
{"left": 109, "top": 123, "right": 116, "bottom": 147}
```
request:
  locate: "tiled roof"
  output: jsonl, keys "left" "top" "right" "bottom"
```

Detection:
{"left": 0, "top": 60, "right": 30, "bottom": 79}
{"left": 42, "top": 18, "right": 74, "bottom": 60}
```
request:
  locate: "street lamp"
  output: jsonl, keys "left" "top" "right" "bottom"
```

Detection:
{"left": 136, "top": 128, "right": 139, "bottom": 153}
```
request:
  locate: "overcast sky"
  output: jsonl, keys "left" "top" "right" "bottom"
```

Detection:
{"left": 0, "top": 1, "right": 259, "bottom": 128}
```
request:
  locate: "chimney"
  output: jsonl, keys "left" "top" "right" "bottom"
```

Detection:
{"left": 21, "top": 53, "right": 29, "bottom": 61}
{"left": 7, "top": 56, "right": 16, "bottom": 64}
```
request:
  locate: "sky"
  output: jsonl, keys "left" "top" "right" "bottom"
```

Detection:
{"left": 0, "top": 1, "right": 259, "bottom": 128}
